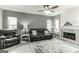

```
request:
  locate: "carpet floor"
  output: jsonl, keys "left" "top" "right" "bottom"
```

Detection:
{"left": 4, "top": 38, "right": 79, "bottom": 53}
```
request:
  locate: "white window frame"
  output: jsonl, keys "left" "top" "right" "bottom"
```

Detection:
{"left": 7, "top": 16, "right": 17, "bottom": 29}
{"left": 55, "top": 19, "right": 59, "bottom": 33}
{"left": 47, "top": 20, "right": 52, "bottom": 32}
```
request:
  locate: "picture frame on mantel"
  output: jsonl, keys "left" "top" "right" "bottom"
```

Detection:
{"left": 64, "top": 21, "right": 72, "bottom": 26}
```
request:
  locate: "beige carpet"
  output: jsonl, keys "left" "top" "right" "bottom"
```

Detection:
{"left": 0, "top": 50, "right": 8, "bottom": 53}
{"left": 4, "top": 38, "right": 79, "bottom": 53}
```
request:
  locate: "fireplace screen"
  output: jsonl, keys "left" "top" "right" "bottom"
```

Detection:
{"left": 63, "top": 32, "right": 76, "bottom": 40}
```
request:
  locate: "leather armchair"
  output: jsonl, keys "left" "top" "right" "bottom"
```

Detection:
{"left": 0, "top": 29, "right": 20, "bottom": 49}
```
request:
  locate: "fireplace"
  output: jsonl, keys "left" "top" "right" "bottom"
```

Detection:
{"left": 63, "top": 32, "right": 76, "bottom": 40}
{"left": 60, "top": 28, "right": 79, "bottom": 44}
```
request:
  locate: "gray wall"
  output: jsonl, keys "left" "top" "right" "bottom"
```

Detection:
{"left": 0, "top": 9, "right": 3, "bottom": 29}
{"left": 61, "top": 7, "right": 79, "bottom": 26}
{"left": 3, "top": 10, "right": 54, "bottom": 29}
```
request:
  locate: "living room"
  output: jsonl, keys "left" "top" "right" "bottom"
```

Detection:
{"left": 0, "top": 5, "right": 79, "bottom": 53}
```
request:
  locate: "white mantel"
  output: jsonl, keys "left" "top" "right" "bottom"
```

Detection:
{"left": 61, "top": 26, "right": 79, "bottom": 30}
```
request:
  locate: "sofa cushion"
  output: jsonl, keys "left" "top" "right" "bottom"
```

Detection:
{"left": 6, "top": 37, "right": 17, "bottom": 41}
{"left": 5, "top": 37, "right": 17, "bottom": 43}
{"left": 32, "top": 35, "right": 41, "bottom": 39}
{"left": 6, "top": 35, "right": 14, "bottom": 39}
{"left": 0, "top": 35, "right": 6, "bottom": 38}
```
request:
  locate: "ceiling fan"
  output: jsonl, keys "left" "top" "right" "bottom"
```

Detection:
{"left": 38, "top": 5, "right": 59, "bottom": 14}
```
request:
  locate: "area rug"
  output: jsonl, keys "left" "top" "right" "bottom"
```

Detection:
{"left": 29, "top": 38, "right": 79, "bottom": 53}
{"left": 30, "top": 44, "right": 49, "bottom": 53}
{"left": 29, "top": 39, "right": 56, "bottom": 53}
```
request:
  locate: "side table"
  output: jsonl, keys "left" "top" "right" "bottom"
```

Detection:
{"left": 21, "top": 34, "right": 30, "bottom": 42}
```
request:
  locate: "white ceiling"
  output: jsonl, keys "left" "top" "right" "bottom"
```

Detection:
{"left": 0, "top": 5, "right": 78, "bottom": 16}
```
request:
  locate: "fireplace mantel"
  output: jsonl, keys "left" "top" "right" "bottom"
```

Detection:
{"left": 61, "top": 26, "right": 79, "bottom": 30}
{"left": 60, "top": 26, "right": 79, "bottom": 44}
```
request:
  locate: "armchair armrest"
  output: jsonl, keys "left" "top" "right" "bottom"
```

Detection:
{"left": 0, "top": 37, "right": 6, "bottom": 49}
{"left": 14, "top": 34, "right": 20, "bottom": 37}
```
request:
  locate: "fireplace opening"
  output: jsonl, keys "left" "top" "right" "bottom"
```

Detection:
{"left": 63, "top": 32, "right": 76, "bottom": 40}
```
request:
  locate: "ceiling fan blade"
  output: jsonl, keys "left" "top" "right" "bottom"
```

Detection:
{"left": 51, "top": 5, "right": 59, "bottom": 9}
{"left": 51, "top": 10, "right": 55, "bottom": 12}
{"left": 43, "top": 5, "right": 49, "bottom": 8}
{"left": 38, "top": 10, "right": 44, "bottom": 12}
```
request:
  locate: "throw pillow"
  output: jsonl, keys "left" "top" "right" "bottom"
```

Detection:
{"left": 32, "top": 30, "right": 37, "bottom": 36}
{"left": 45, "top": 31, "right": 49, "bottom": 35}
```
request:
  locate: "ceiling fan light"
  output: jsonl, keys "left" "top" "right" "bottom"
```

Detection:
{"left": 44, "top": 10, "right": 51, "bottom": 14}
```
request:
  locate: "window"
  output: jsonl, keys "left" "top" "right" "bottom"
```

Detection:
{"left": 7, "top": 17, "right": 17, "bottom": 29}
{"left": 47, "top": 20, "right": 52, "bottom": 32}
{"left": 55, "top": 19, "right": 59, "bottom": 33}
